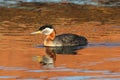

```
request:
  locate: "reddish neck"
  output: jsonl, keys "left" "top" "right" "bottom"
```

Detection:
{"left": 44, "top": 31, "right": 56, "bottom": 46}
{"left": 46, "top": 30, "right": 56, "bottom": 40}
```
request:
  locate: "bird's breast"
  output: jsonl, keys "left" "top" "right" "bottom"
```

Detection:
{"left": 44, "top": 39, "right": 62, "bottom": 46}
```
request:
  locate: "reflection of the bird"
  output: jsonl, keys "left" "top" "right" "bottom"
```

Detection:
{"left": 40, "top": 45, "right": 87, "bottom": 66}
{"left": 46, "top": 45, "right": 86, "bottom": 54}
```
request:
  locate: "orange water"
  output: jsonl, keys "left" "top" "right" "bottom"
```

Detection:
{"left": 0, "top": 22, "right": 120, "bottom": 80}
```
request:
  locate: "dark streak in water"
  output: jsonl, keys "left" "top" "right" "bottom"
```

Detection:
{"left": 49, "top": 76, "right": 120, "bottom": 80}
{"left": 88, "top": 42, "right": 120, "bottom": 47}
{"left": 35, "top": 44, "right": 44, "bottom": 48}
{"left": 35, "top": 42, "right": 120, "bottom": 49}
{"left": 80, "top": 61, "right": 103, "bottom": 66}
{"left": 3, "top": 34, "right": 24, "bottom": 36}
{"left": 110, "top": 26, "right": 120, "bottom": 28}
{"left": 104, "top": 57, "right": 120, "bottom": 61}
{"left": 0, "top": 66, "right": 28, "bottom": 71}
{"left": 15, "top": 39, "right": 32, "bottom": 42}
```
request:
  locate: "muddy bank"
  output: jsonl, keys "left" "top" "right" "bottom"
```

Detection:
{"left": 0, "top": 3, "right": 120, "bottom": 24}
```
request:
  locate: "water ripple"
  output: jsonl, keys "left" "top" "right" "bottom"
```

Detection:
{"left": 49, "top": 76, "right": 102, "bottom": 80}
{"left": 0, "top": 76, "right": 18, "bottom": 79}
{"left": 0, "top": 66, "right": 27, "bottom": 71}
{"left": 49, "top": 76, "right": 120, "bottom": 80}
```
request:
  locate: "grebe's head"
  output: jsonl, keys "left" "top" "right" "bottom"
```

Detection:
{"left": 31, "top": 25, "right": 54, "bottom": 35}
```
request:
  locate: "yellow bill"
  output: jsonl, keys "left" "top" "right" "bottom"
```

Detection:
{"left": 31, "top": 31, "right": 41, "bottom": 34}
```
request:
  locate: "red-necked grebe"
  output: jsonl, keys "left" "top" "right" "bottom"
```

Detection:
{"left": 31, "top": 25, "right": 88, "bottom": 47}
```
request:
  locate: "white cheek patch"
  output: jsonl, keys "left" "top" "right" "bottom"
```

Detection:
{"left": 42, "top": 28, "right": 53, "bottom": 35}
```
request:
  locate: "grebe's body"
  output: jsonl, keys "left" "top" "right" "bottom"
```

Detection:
{"left": 46, "top": 33, "right": 87, "bottom": 46}
{"left": 31, "top": 25, "right": 88, "bottom": 47}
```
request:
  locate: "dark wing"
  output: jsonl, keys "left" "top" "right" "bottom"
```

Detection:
{"left": 54, "top": 34, "right": 87, "bottom": 46}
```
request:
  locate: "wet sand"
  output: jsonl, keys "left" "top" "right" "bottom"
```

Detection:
{"left": 0, "top": 3, "right": 120, "bottom": 80}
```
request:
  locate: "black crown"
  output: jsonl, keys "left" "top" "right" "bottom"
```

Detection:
{"left": 39, "top": 25, "right": 53, "bottom": 30}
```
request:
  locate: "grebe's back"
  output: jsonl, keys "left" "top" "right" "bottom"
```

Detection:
{"left": 54, "top": 34, "right": 87, "bottom": 46}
